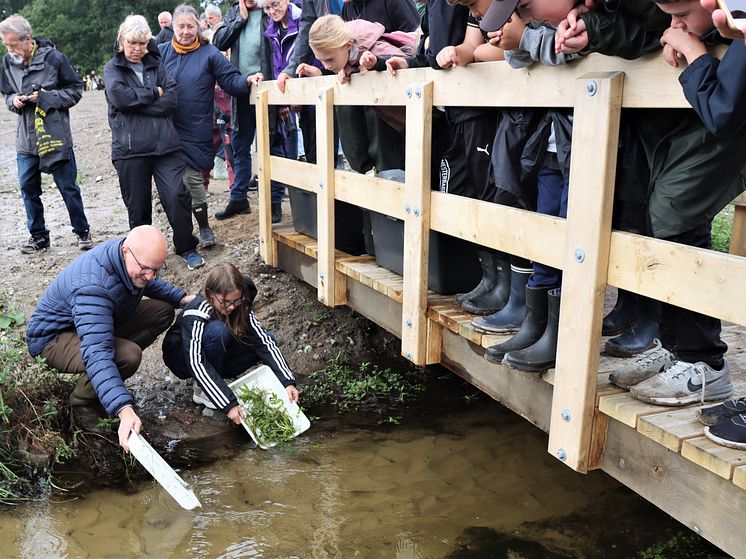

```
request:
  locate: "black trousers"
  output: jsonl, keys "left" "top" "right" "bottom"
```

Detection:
{"left": 336, "top": 105, "right": 405, "bottom": 174}
{"left": 660, "top": 222, "right": 727, "bottom": 368}
{"left": 439, "top": 116, "right": 497, "bottom": 200}
{"left": 114, "top": 153, "right": 198, "bottom": 255}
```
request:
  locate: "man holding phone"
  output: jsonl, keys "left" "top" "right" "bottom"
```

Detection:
{"left": 703, "top": 0, "right": 746, "bottom": 40}
{"left": 0, "top": 14, "right": 93, "bottom": 254}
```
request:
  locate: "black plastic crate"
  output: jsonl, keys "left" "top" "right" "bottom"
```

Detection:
{"left": 369, "top": 211, "right": 482, "bottom": 294}
{"left": 287, "top": 186, "right": 366, "bottom": 255}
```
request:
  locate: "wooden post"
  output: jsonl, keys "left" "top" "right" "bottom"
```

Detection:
{"left": 401, "top": 81, "right": 433, "bottom": 365}
{"left": 316, "top": 87, "right": 337, "bottom": 306}
{"left": 548, "top": 72, "right": 624, "bottom": 472}
{"left": 255, "top": 89, "right": 275, "bottom": 266}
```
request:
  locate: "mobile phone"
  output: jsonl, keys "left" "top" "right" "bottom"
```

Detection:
{"left": 716, "top": 0, "right": 746, "bottom": 31}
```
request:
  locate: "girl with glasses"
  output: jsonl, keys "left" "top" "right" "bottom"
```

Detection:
{"left": 162, "top": 262, "right": 298, "bottom": 425}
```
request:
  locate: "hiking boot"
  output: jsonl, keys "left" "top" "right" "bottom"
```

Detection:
{"left": 697, "top": 396, "right": 746, "bottom": 426}
{"left": 271, "top": 203, "right": 282, "bottom": 224}
{"left": 214, "top": 199, "right": 251, "bottom": 220}
{"left": 608, "top": 339, "right": 675, "bottom": 389}
{"left": 21, "top": 235, "right": 50, "bottom": 254}
{"left": 76, "top": 230, "right": 93, "bottom": 250}
{"left": 193, "top": 385, "right": 217, "bottom": 410}
{"left": 705, "top": 414, "right": 746, "bottom": 450}
{"left": 630, "top": 359, "right": 733, "bottom": 406}
{"left": 181, "top": 250, "right": 205, "bottom": 271}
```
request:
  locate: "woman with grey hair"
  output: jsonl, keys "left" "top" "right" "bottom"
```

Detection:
{"left": 104, "top": 14, "right": 204, "bottom": 269}
{"left": 159, "top": 4, "right": 252, "bottom": 250}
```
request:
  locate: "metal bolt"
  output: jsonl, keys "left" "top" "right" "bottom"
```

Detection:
{"left": 557, "top": 448, "right": 567, "bottom": 462}
{"left": 319, "top": 273, "right": 325, "bottom": 281}
{"left": 405, "top": 204, "right": 411, "bottom": 214}
{"left": 619, "top": 458, "right": 626, "bottom": 470}
{"left": 406, "top": 87, "right": 412, "bottom": 98}
{"left": 561, "top": 409, "right": 571, "bottom": 422}
{"left": 574, "top": 248, "right": 585, "bottom": 263}
{"left": 413, "top": 207, "right": 420, "bottom": 217}
{"left": 586, "top": 80, "right": 597, "bottom": 96}
{"left": 319, "top": 296, "right": 325, "bottom": 303}
{"left": 415, "top": 86, "right": 422, "bottom": 99}
{"left": 318, "top": 180, "right": 324, "bottom": 190}
{"left": 317, "top": 91, "right": 323, "bottom": 100}
{"left": 406, "top": 351, "right": 412, "bottom": 360}
{"left": 406, "top": 319, "right": 413, "bottom": 328}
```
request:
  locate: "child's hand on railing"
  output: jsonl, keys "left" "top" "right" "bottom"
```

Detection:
{"left": 296, "top": 63, "right": 322, "bottom": 78}
{"left": 662, "top": 42, "right": 684, "bottom": 68}
{"left": 660, "top": 27, "right": 708, "bottom": 65}
{"left": 248, "top": 72, "right": 264, "bottom": 87}
{"left": 360, "top": 51, "right": 378, "bottom": 72}
{"left": 386, "top": 56, "right": 409, "bottom": 77}
{"left": 337, "top": 69, "right": 351, "bottom": 84}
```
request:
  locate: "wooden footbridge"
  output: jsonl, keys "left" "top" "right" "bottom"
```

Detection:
{"left": 253, "top": 54, "right": 746, "bottom": 558}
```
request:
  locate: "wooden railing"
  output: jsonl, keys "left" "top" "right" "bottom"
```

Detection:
{"left": 253, "top": 53, "right": 746, "bottom": 473}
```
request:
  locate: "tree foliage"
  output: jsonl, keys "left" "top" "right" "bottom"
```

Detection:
{"left": 0, "top": 0, "right": 231, "bottom": 74}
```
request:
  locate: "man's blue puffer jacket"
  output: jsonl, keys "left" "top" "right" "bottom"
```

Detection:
{"left": 26, "top": 239, "right": 185, "bottom": 416}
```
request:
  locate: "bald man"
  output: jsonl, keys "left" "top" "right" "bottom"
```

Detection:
{"left": 26, "top": 226, "right": 195, "bottom": 451}
{"left": 155, "top": 11, "right": 174, "bottom": 44}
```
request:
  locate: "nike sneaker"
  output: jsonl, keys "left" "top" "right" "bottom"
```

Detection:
{"left": 697, "top": 396, "right": 746, "bottom": 426}
{"left": 630, "top": 359, "right": 733, "bottom": 406}
{"left": 608, "top": 339, "right": 675, "bottom": 389}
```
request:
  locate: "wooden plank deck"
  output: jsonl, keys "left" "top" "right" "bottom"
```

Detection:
{"left": 273, "top": 227, "right": 746, "bottom": 557}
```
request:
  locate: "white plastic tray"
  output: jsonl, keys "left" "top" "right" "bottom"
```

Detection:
{"left": 127, "top": 429, "right": 201, "bottom": 510}
{"left": 228, "top": 365, "right": 310, "bottom": 449}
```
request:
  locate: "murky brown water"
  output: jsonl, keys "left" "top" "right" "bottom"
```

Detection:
{"left": 0, "top": 385, "right": 706, "bottom": 559}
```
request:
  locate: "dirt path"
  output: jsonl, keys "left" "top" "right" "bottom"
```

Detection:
{"left": 0, "top": 92, "right": 399, "bottom": 445}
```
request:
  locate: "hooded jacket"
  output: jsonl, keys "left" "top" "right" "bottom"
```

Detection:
{"left": 162, "top": 277, "right": 296, "bottom": 413}
{"left": 263, "top": 2, "right": 304, "bottom": 80}
{"left": 0, "top": 36, "right": 82, "bottom": 155}
{"left": 26, "top": 239, "right": 186, "bottom": 417}
{"left": 159, "top": 40, "right": 249, "bottom": 171}
{"left": 103, "top": 40, "right": 181, "bottom": 161}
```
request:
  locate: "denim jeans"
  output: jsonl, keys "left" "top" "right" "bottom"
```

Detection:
{"left": 229, "top": 102, "right": 256, "bottom": 203}
{"left": 17, "top": 149, "right": 89, "bottom": 238}
{"left": 528, "top": 164, "right": 568, "bottom": 289}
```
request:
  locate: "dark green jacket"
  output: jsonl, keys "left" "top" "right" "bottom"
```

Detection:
{"left": 638, "top": 110, "right": 746, "bottom": 238}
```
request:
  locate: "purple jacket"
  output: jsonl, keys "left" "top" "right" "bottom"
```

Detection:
{"left": 263, "top": 3, "right": 304, "bottom": 79}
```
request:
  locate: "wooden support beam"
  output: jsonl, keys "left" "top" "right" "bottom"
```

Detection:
{"left": 401, "top": 81, "right": 433, "bottom": 366}
{"left": 729, "top": 203, "right": 746, "bottom": 257}
{"left": 315, "top": 87, "right": 337, "bottom": 306}
{"left": 548, "top": 72, "right": 624, "bottom": 472}
{"left": 255, "top": 89, "right": 275, "bottom": 266}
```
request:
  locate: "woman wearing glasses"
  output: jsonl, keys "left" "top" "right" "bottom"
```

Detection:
{"left": 162, "top": 262, "right": 299, "bottom": 423}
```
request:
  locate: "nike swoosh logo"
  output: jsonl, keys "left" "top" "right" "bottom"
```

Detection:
{"left": 687, "top": 379, "right": 703, "bottom": 392}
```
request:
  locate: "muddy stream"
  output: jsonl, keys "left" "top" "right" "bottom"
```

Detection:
{"left": 0, "top": 375, "right": 705, "bottom": 559}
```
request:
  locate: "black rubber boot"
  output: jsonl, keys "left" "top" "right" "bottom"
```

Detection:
{"left": 503, "top": 288, "right": 561, "bottom": 373}
{"left": 271, "top": 203, "right": 282, "bottom": 224}
{"left": 471, "top": 264, "right": 533, "bottom": 333}
{"left": 604, "top": 296, "right": 660, "bottom": 357}
{"left": 215, "top": 199, "right": 251, "bottom": 220}
{"left": 454, "top": 250, "right": 496, "bottom": 304}
{"left": 193, "top": 203, "right": 215, "bottom": 247}
{"left": 602, "top": 289, "right": 638, "bottom": 336}
{"left": 484, "top": 284, "right": 551, "bottom": 364}
{"left": 461, "top": 253, "right": 511, "bottom": 315}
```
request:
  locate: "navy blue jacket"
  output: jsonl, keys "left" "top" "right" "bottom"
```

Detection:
{"left": 104, "top": 41, "right": 181, "bottom": 161}
{"left": 679, "top": 39, "right": 746, "bottom": 138}
{"left": 159, "top": 41, "right": 249, "bottom": 171}
{"left": 27, "top": 239, "right": 185, "bottom": 416}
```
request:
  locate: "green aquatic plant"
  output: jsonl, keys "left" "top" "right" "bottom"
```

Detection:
{"left": 237, "top": 386, "right": 297, "bottom": 446}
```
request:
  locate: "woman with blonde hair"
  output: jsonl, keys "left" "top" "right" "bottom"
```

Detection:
{"left": 104, "top": 15, "right": 204, "bottom": 269}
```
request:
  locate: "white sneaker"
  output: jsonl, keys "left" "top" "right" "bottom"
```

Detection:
{"left": 608, "top": 339, "right": 675, "bottom": 389}
{"left": 630, "top": 359, "right": 733, "bottom": 406}
{"left": 192, "top": 385, "right": 217, "bottom": 409}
